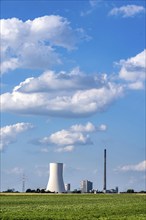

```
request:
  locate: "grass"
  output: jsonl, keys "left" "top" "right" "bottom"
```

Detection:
{"left": 0, "top": 193, "right": 146, "bottom": 219}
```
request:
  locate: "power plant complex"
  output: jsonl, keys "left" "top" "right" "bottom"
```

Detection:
{"left": 46, "top": 149, "right": 118, "bottom": 193}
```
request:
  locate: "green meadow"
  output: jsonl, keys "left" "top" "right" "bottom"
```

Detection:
{"left": 0, "top": 193, "right": 145, "bottom": 220}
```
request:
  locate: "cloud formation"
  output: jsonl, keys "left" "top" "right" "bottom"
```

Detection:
{"left": 0, "top": 123, "right": 34, "bottom": 151}
{"left": 55, "top": 145, "right": 74, "bottom": 153}
{"left": 109, "top": 5, "right": 145, "bottom": 18}
{"left": 40, "top": 123, "right": 93, "bottom": 146}
{"left": 1, "top": 68, "right": 124, "bottom": 117}
{"left": 118, "top": 50, "right": 146, "bottom": 90}
{"left": 117, "top": 160, "right": 146, "bottom": 172}
{"left": 1, "top": 50, "right": 144, "bottom": 118}
{"left": 39, "top": 122, "right": 107, "bottom": 152}
{"left": 80, "top": 0, "right": 102, "bottom": 16}
{"left": 1, "top": 15, "right": 88, "bottom": 74}
{"left": 70, "top": 122, "right": 107, "bottom": 132}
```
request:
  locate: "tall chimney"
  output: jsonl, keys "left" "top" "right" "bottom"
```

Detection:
{"left": 103, "top": 149, "right": 106, "bottom": 192}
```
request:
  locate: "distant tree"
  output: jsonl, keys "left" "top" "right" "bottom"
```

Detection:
{"left": 36, "top": 188, "right": 40, "bottom": 193}
{"left": 40, "top": 189, "right": 46, "bottom": 193}
{"left": 127, "top": 189, "right": 134, "bottom": 193}
{"left": 139, "top": 190, "right": 146, "bottom": 193}
{"left": 26, "top": 188, "right": 32, "bottom": 193}
{"left": 4, "top": 188, "right": 15, "bottom": 193}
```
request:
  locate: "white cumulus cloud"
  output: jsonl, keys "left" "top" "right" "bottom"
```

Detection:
{"left": 41, "top": 129, "right": 92, "bottom": 146}
{"left": 109, "top": 5, "right": 145, "bottom": 18}
{"left": 97, "top": 124, "right": 107, "bottom": 131}
{"left": 117, "top": 160, "right": 146, "bottom": 172}
{"left": 117, "top": 50, "right": 146, "bottom": 90}
{"left": 0, "top": 122, "right": 34, "bottom": 151}
{"left": 13, "top": 68, "right": 101, "bottom": 93}
{"left": 70, "top": 122, "right": 107, "bottom": 132}
{"left": 0, "top": 15, "right": 88, "bottom": 74}
{"left": 128, "top": 81, "right": 144, "bottom": 90}
{"left": 70, "top": 122, "right": 95, "bottom": 132}
{"left": 1, "top": 68, "right": 124, "bottom": 117}
{"left": 81, "top": 0, "right": 102, "bottom": 16}
{"left": 38, "top": 122, "right": 107, "bottom": 152}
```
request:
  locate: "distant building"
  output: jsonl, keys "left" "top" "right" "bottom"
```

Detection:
{"left": 80, "top": 180, "right": 93, "bottom": 193}
{"left": 65, "top": 183, "right": 71, "bottom": 192}
{"left": 105, "top": 187, "right": 119, "bottom": 193}
{"left": 115, "top": 187, "right": 119, "bottom": 193}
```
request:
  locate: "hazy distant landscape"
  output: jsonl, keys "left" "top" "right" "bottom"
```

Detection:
{"left": 0, "top": 193, "right": 145, "bottom": 220}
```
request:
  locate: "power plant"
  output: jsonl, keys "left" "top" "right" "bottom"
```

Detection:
{"left": 46, "top": 163, "right": 65, "bottom": 193}
{"left": 45, "top": 149, "right": 118, "bottom": 193}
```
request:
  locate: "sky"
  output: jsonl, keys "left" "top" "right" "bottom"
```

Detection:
{"left": 0, "top": 0, "right": 145, "bottom": 192}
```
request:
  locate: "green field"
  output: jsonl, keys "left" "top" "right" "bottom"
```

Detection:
{"left": 0, "top": 193, "right": 145, "bottom": 220}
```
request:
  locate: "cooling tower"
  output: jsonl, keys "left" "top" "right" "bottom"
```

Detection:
{"left": 46, "top": 163, "right": 65, "bottom": 193}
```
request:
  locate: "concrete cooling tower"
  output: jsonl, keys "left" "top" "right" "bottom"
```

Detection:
{"left": 46, "top": 163, "right": 65, "bottom": 193}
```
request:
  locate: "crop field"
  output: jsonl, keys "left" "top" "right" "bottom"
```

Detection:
{"left": 0, "top": 193, "right": 145, "bottom": 220}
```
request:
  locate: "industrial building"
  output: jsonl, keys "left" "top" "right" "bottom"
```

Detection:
{"left": 65, "top": 183, "right": 71, "bottom": 192}
{"left": 46, "top": 163, "right": 65, "bottom": 193}
{"left": 80, "top": 180, "right": 93, "bottom": 193}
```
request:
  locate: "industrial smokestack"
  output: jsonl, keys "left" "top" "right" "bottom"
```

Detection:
{"left": 46, "top": 163, "right": 65, "bottom": 193}
{"left": 103, "top": 149, "right": 106, "bottom": 193}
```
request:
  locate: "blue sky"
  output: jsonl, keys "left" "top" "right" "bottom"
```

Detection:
{"left": 0, "top": 0, "right": 145, "bottom": 192}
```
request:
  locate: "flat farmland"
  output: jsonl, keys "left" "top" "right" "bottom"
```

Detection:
{"left": 0, "top": 193, "right": 145, "bottom": 220}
